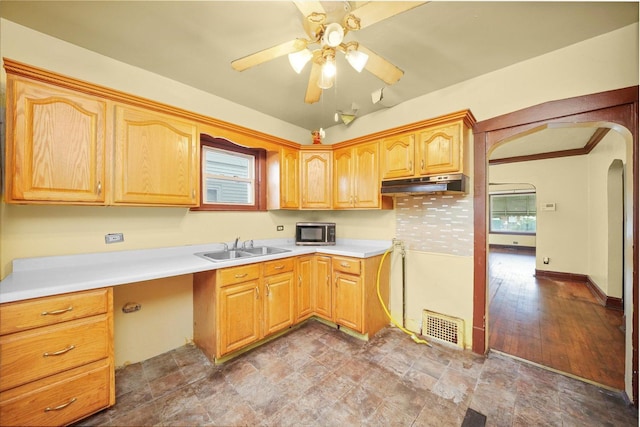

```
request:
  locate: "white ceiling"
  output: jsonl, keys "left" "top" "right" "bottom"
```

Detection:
{"left": 1, "top": 1, "right": 637, "bottom": 135}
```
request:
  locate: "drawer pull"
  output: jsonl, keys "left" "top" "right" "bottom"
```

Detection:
{"left": 274, "top": 265, "right": 284, "bottom": 270}
{"left": 234, "top": 273, "right": 248, "bottom": 279}
{"left": 45, "top": 397, "right": 77, "bottom": 412}
{"left": 340, "top": 263, "right": 350, "bottom": 268}
{"left": 43, "top": 345, "right": 75, "bottom": 357}
{"left": 41, "top": 306, "right": 73, "bottom": 316}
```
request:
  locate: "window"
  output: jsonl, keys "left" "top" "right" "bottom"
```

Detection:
{"left": 490, "top": 193, "right": 536, "bottom": 234}
{"left": 194, "top": 135, "right": 266, "bottom": 211}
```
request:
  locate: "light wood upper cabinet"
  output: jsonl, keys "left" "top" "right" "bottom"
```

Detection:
{"left": 333, "top": 147, "right": 354, "bottom": 208}
{"left": 380, "top": 133, "right": 415, "bottom": 180}
{"left": 417, "top": 121, "right": 463, "bottom": 175}
{"left": 113, "top": 105, "right": 198, "bottom": 206}
{"left": 280, "top": 147, "right": 300, "bottom": 208}
{"left": 381, "top": 114, "right": 473, "bottom": 180}
{"left": 5, "top": 77, "right": 107, "bottom": 204}
{"left": 333, "top": 142, "right": 382, "bottom": 209}
{"left": 300, "top": 150, "right": 332, "bottom": 209}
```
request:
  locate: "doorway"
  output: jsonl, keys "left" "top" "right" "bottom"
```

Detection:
{"left": 472, "top": 86, "right": 638, "bottom": 404}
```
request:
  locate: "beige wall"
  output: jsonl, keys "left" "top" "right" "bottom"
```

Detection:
{"left": 1, "top": 18, "right": 637, "bottom": 379}
{"left": 490, "top": 156, "right": 590, "bottom": 275}
{"left": 587, "top": 131, "right": 627, "bottom": 298}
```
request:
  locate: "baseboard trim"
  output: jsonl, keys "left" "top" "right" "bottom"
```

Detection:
{"left": 489, "top": 244, "right": 536, "bottom": 254}
{"left": 535, "top": 269, "right": 623, "bottom": 311}
{"left": 535, "top": 269, "right": 588, "bottom": 282}
{"left": 586, "top": 277, "right": 624, "bottom": 311}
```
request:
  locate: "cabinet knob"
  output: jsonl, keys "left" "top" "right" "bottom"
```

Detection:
{"left": 255, "top": 287, "right": 260, "bottom": 299}
{"left": 97, "top": 181, "right": 102, "bottom": 195}
{"left": 274, "top": 265, "right": 284, "bottom": 270}
{"left": 266, "top": 283, "right": 270, "bottom": 296}
{"left": 421, "top": 159, "right": 425, "bottom": 170}
{"left": 235, "top": 273, "right": 248, "bottom": 279}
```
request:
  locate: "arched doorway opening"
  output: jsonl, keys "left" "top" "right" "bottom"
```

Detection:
{"left": 472, "top": 86, "right": 638, "bottom": 404}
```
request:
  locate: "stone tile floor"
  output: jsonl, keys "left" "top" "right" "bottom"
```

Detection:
{"left": 77, "top": 320, "right": 638, "bottom": 426}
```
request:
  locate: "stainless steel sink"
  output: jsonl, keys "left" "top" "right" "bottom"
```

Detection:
{"left": 197, "top": 250, "right": 253, "bottom": 262}
{"left": 195, "top": 246, "right": 290, "bottom": 262}
{"left": 241, "top": 246, "right": 290, "bottom": 256}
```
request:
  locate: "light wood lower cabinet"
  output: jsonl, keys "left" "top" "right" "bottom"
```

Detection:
{"left": 194, "top": 259, "right": 295, "bottom": 361}
{"left": 194, "top": 253, "right": 390, "bottom": 362}
{"left": 295, "top": 256, "right": 314, "bottom": 322}
{"left": 0, "top": 288, "right": 114, "bottom": 426}
{"left": 332, "top": 255, "right": 390, "bottom": 336}
{"left": 314, "top": 255, "right": 333, "bottom": 321}
{"left": 263, "top": 258, "right": 295, "bottom": 336}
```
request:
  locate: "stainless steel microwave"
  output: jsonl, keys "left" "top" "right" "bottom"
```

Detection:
{"left": 295, "top": 222, "right": 336, "bottom": 246}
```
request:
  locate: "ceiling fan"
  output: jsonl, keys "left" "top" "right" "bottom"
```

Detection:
{"left": 231, "top": 1, "right": 426, "bottom": 104}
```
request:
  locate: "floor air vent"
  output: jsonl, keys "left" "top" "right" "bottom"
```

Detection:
{"left": 422, "top": 310, "right": 464, "bottom": 348}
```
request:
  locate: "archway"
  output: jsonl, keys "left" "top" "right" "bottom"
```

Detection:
{"left": 472, "top": 86, "right": 638, "bottom": 404}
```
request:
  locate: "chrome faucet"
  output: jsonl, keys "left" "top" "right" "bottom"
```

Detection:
{"left": 242, "top": 239, "right": 254, "bottom": 249}
{"left": 233, "top": 237, "right": 240, "bottom": 250}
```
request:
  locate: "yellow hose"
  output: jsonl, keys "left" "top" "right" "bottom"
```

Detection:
{"left": 376, "top": 246, "right": 431, "bottom": 346}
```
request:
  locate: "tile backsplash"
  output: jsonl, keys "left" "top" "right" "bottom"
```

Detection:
{"left": 395, "top": 194, "right": 474, "bottom": 256}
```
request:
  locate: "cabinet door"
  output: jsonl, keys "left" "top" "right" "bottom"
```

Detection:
{"left": 113, "top": 105, "right": 198, "bottom": 206}
{"left": 295, "top": 256, "right": 314, "bottom": 322}
{"left": 332, "top": 147, "right": 354, "bottom": 209}
{"left": 417, "top": 122, "right": 462, "bottom": 175}
{"left": 315, "top": 256, "right": 332, "bottom": 321}
{"left": 217, "top": 280, "right": 262, "bottom": 356}
{"left": 353, "top": 142, "right": 380, "bottom": 208}
{"left": 7, "top": 79, "right": 106, "bottom": 204}
{"left": 334, "top": 272, "right": 363, "bottom": 333}
{"left": 264, "top": 272, "right": 295, "bottom": 336}
{"left": 280, "top": 147, "right": 300, "bottom": 208}
{"left": 381, "top": 133, "right": 415, "bottom": 180}
{"left": 300, "top": 151, "right": 332, "bottom": 209}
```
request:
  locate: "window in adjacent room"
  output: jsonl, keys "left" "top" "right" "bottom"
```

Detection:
{"left": 490, "top": 192, "right": 536, "bottom": 234}
{"left": 195, "top": 135, "right": 266, "bottom": 211}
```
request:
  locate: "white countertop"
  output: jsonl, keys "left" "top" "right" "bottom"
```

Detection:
{"left": 0, "top": 239, "right": 392, "bottom": 303}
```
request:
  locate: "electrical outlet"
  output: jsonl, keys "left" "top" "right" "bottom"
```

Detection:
{"left": 277, "top": 225, "right": 284, "bottom": 231}
{"left": 105, "top": 233, "right": 124, "bottom": 244}
{"left": 543, "top": 257, "right": 550, "bottom": 264}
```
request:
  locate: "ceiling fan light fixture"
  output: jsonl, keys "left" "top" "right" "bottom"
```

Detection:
{"left": 345, "top": 49, "right": 369, "bottom": 72}
{"left": 318, "top": 68, "right": 335, "bottom": 89}
{"left": 322, "top": 22, "right": 344, "bottom": 47}
{"left": 288, "top": 48, "right": 313, "bottom": 74}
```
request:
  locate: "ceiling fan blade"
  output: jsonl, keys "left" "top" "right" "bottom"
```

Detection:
{"left": 358, "top": 45, "right": 404, "bottom": 85}
{"left": 345, "top": 1, "right": 426, "bottom": 31}
{"left": 293, "top": 1, "right": 326, "bottom": 40}
{"left": 304, "top": 57, "right": 322, "bottom": 104}
{"left": 231, "top": 39, "right": 307, "bottom": 71}
{"left": 292, "top": 1, "right": 325, "bottom": 18}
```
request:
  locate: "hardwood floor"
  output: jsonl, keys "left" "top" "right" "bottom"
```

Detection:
{"left": 488, "top": 247, "right": 626, "bottom": 390}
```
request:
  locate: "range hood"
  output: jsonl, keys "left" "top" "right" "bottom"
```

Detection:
{"left": 381, "top": 173, "right": 468, "bottom": 195}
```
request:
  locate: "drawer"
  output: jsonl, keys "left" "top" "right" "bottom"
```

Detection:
{"left": 0, "top": 359, "right": 112, "bottom": 427}
{"left": 218, "top": 264, "right": 261, "bottom": 286}
{"left": 332, "top": 256, "right": 362, "bottom": 275}
{"left": 0, "top": 314, "right": 111, "bottom": 392}
{"left": 263, "top": 257, "right": 294, "bottom": 276}
{"left": 0, "top": 288, "right": 111, "bottom": 335}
